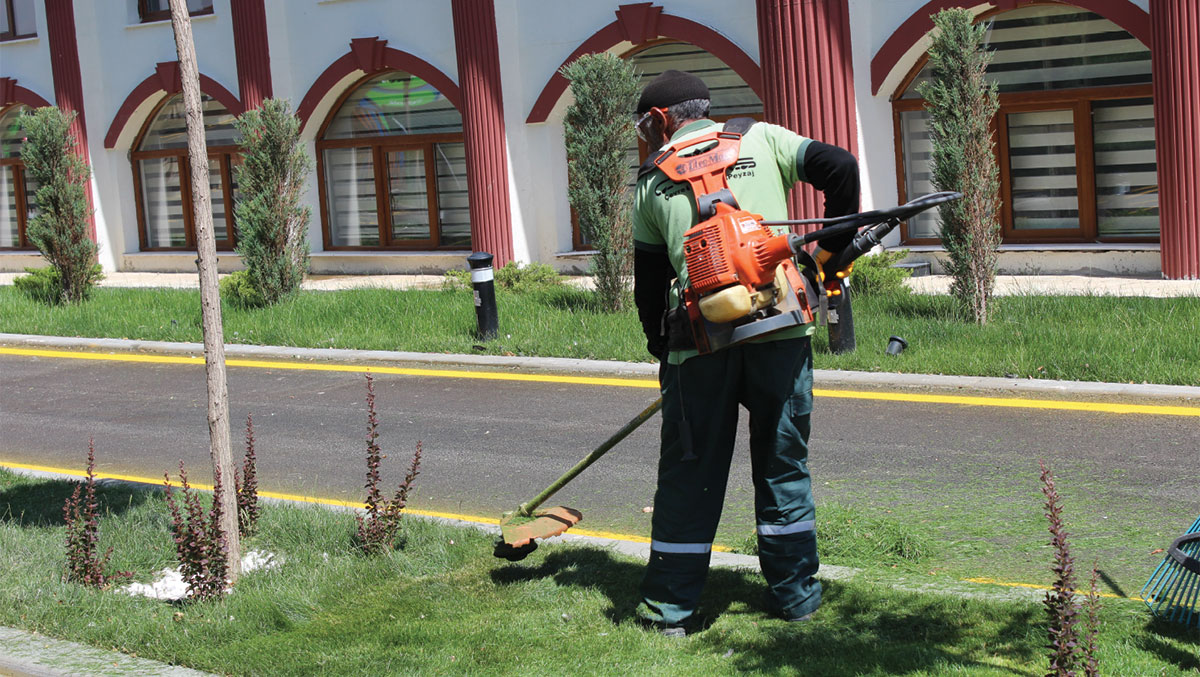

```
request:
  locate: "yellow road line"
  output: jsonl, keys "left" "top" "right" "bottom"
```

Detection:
{"left": 4, "top": 346, "right": 1198, "bottom": 417}
{"left": 963, "top": 577, "right": 1143, "bottom": 602}
{"left": 6, "top": 460, "right": 1154, "bottom": 597}
{"left": 0, "top": 460, "right": 661, "bottom": 546}
{"left": 810, "top": 388, "right": 1200, "bottom": 417}
{"left": 0, "top": 347, "right": 658, "bottom": 389}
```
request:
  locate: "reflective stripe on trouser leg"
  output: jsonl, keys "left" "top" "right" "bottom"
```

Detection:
{"left": 744, "top": 337, "right": 821, "bottom": 619}
{"left": 638, "top": 349, "right": 740, "bottom": 627}
{"left": 757, "top": 520, "right": 814, "bottom": 536}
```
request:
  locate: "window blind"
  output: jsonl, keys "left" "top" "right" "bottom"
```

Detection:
{"left": 1008, "top": 109, "right": 1079, "bottom": 230}
{"left": 139, "top": 94, "right": 240, "bottom": 151}
{"left": 1094, "top": 98, "right": 1158, "bottom": 237}
{"left": 139, "top": 156, "right": 187, "bottom": 248}
{"left": 901, "top": 6, "right": 1152, "bottom": 98}
{"left": 0, "top": 166, "right": 16, "bottom": 247}
{"left": 435, "top": 142, "right": 470, "bottom": 247}
{"left": 324, "top": 146, "right": 380, "bottom": 247}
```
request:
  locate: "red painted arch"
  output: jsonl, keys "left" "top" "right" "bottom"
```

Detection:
{"left": 104, "top": 68, "right": 243, "bottom": 148}
{"left": 871, "top": 0, "right": 1151, "bottom": 95}
{"left": 0, "top": 81, "right": 54, "bottom": 110}
{"left": 525, "top": 14, "right": 762, "bottom": 124}
{"left": 295, "top": 44, "right": 462, "bottom": 135}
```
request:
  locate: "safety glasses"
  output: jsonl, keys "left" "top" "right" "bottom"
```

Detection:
{"left": 635, "top": 110, "right": 656, "bottom": 143}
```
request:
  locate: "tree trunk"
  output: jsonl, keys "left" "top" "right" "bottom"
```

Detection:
{"left": 167, "top": 0, "right": 240, "bottom": 582}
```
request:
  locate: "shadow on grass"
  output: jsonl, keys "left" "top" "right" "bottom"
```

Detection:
{"left": 1141, "top": 617, "right": 1200, "bottom": 673}
{"left": 492, "top": 546, "right": 1040, "bottom": 674}
{"left": 0, "top": 478, "right": 152, "bottom": 527}
{"left": 534, "top": 287, "right": 604, "bottom": 313}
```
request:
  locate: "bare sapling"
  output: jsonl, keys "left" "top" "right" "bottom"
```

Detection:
{"left": 166, "top": 0, "right": 240, "bottom": 580}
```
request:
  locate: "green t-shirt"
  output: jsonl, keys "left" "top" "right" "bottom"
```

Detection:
{"left": 632, "top": 119, "right": 816, "bottom": 364}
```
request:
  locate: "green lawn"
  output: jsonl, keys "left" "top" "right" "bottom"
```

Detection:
{"left": 2, "top": 285, "right": 1198, "bottom": 385}
{"left": 2, "top": 469, "right": 1196, "bottom": 676}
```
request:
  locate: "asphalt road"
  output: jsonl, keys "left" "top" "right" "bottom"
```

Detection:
{"left": 2, "top": 351, "right": 1198, "bottom": 589}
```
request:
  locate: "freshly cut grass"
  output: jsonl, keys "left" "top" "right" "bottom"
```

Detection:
{"left": 3, "top": 286, "right": 1198, "bottom": 385}
{"left": 2, "top": 469, "right": 1197, "bottom": 676}
{"left": 738, "top": 502, "right": 933, "bottom": 568}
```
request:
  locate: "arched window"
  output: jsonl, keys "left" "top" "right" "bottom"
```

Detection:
{"left": 894, "top": 4, "right": 1156, "bottom": 244}
{"left": 0, "top": 104, "right": 35, "bottom": 249}
{"left": 571, "top": 41, "right": 763, "bottom": 250}
{"left": 316, "top": 71, "right": 469, "bottom": 249}
{"left": 132, "top": 93, "right": 241, "bottom": 250}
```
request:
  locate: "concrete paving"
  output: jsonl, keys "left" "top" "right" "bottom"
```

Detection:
{"left": 2, "top": 270, "right": 1199, "bottom": 296}
{"left": 0, "top": 626, "right": 212, "bottom": 677}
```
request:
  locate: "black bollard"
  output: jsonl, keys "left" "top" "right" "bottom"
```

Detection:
{"left": 827, "top": 283, "right": 856, "bottom": 354}
{"left": 467, "top": 252, "right": 498, "bottom": 340}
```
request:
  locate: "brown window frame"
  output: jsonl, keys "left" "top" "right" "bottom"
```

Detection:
{"left": 890, "top": 7, "right": 1157, "bottom": 246}
{"left": 130, "top": 96, "right": 240, "bottom": 251}
{"left": 0, "top": 104, "right": 34, "bottom": 249}
{"left": 0, "top": 157, "right": 33, "bottom": 249}
{"left": 315, "top": 74, "right": 467, "bottom": 252}
{"left": 1, "top": 0, "right": 36, "bottom": 41}
{"left": 137, "top": 0, "right": 213, "bottom": 24}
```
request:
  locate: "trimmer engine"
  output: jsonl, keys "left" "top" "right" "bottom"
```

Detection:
{"left": 644, "top": 122, "right": 814, "bottom": 355}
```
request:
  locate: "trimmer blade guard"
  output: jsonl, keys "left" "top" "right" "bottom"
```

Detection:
{"left": 498, "top": 506, "right": 583, "bottom": 549}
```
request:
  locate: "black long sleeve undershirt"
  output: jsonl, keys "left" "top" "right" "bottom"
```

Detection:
{"left": 801, "top": 140, "right": 861, "bottom": 254}
{"left": 634, "top": 246, "right": 673, "bottom": 359}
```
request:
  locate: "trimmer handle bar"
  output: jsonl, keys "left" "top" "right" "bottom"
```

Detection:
{"left": 764, "top": 191, "right": 962, "bottom": 273}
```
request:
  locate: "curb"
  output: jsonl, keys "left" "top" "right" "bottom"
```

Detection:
{"left": 3, "top": 333, "right": 1199, "bottom": 400}
{"left": 0, "top": 626, "right": 212, "bottom": 677}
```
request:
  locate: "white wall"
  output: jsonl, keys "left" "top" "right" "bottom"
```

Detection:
{"left": 2, "top": 0, "right": 1161, "bottom": 275}
{"left": 0, "top": 1, "right": 54, "bottom": 104}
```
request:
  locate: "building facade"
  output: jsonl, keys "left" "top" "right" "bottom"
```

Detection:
{"left": 2, "top": 0, "right": 1197, "bottom": 278}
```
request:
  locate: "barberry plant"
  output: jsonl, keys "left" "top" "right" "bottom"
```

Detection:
{"left": 164, "top": 462, "right": 230, "bottom": 601}
{"left": 233, "top": 414, "right": 261, "bottom": 537}
{"left": 1039, "top": 460, "right": 1100, "bottom": 676}
{"left": 355, "top": 374, "right": 422, "bottom": 555}
{"left": 62, "top": 439, "right": 130, "bottom": 587}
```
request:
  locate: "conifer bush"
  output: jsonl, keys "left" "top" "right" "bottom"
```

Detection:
{"left": 562, "top": 53, "right": 640, "bottom": 312}
{"left": 19, "top": 107, "right": 101, "bottom": 304}
{"left": 848, "top": 249, "right": 913, "bottom": 298}
{"left": 918, "top": 9, "right": 1001, "bottom": 324}
{"left": 232, "top": 98, "right": 312, "bottom": 307}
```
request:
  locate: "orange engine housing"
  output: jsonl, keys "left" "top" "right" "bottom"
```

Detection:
{"left": 683, "top": 202, "right": 795, "bottom": 297}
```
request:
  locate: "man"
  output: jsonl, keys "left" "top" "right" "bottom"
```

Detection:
{"left": 631, "top": 69, "right": 859, "bottom": 635}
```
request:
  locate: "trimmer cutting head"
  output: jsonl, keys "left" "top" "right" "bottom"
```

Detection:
{"left": 492, "top": 506, "right": 582, "bottom": 562}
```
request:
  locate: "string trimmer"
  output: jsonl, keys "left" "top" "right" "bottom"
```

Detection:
{"left": 493, "top": 397, "right": 663, "bottom": 561}
{"left": 491, "top": 190, "right": 961, "bottom": 562}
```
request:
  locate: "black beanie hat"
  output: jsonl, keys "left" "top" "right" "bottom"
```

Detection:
{"left": 635, "top": 69, "right": 709, "bottom": 115}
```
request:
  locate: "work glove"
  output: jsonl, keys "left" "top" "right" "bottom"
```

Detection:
{"left": 813, "top": 245, "right": 853, "bottom": 297}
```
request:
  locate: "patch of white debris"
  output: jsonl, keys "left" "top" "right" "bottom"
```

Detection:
{"left": 122, "top": 550, "right": 281, "bottom": 601}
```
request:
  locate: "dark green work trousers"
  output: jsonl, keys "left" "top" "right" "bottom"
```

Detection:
{"left": 637, "top": 336, "right": 820, "bottom": 626}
